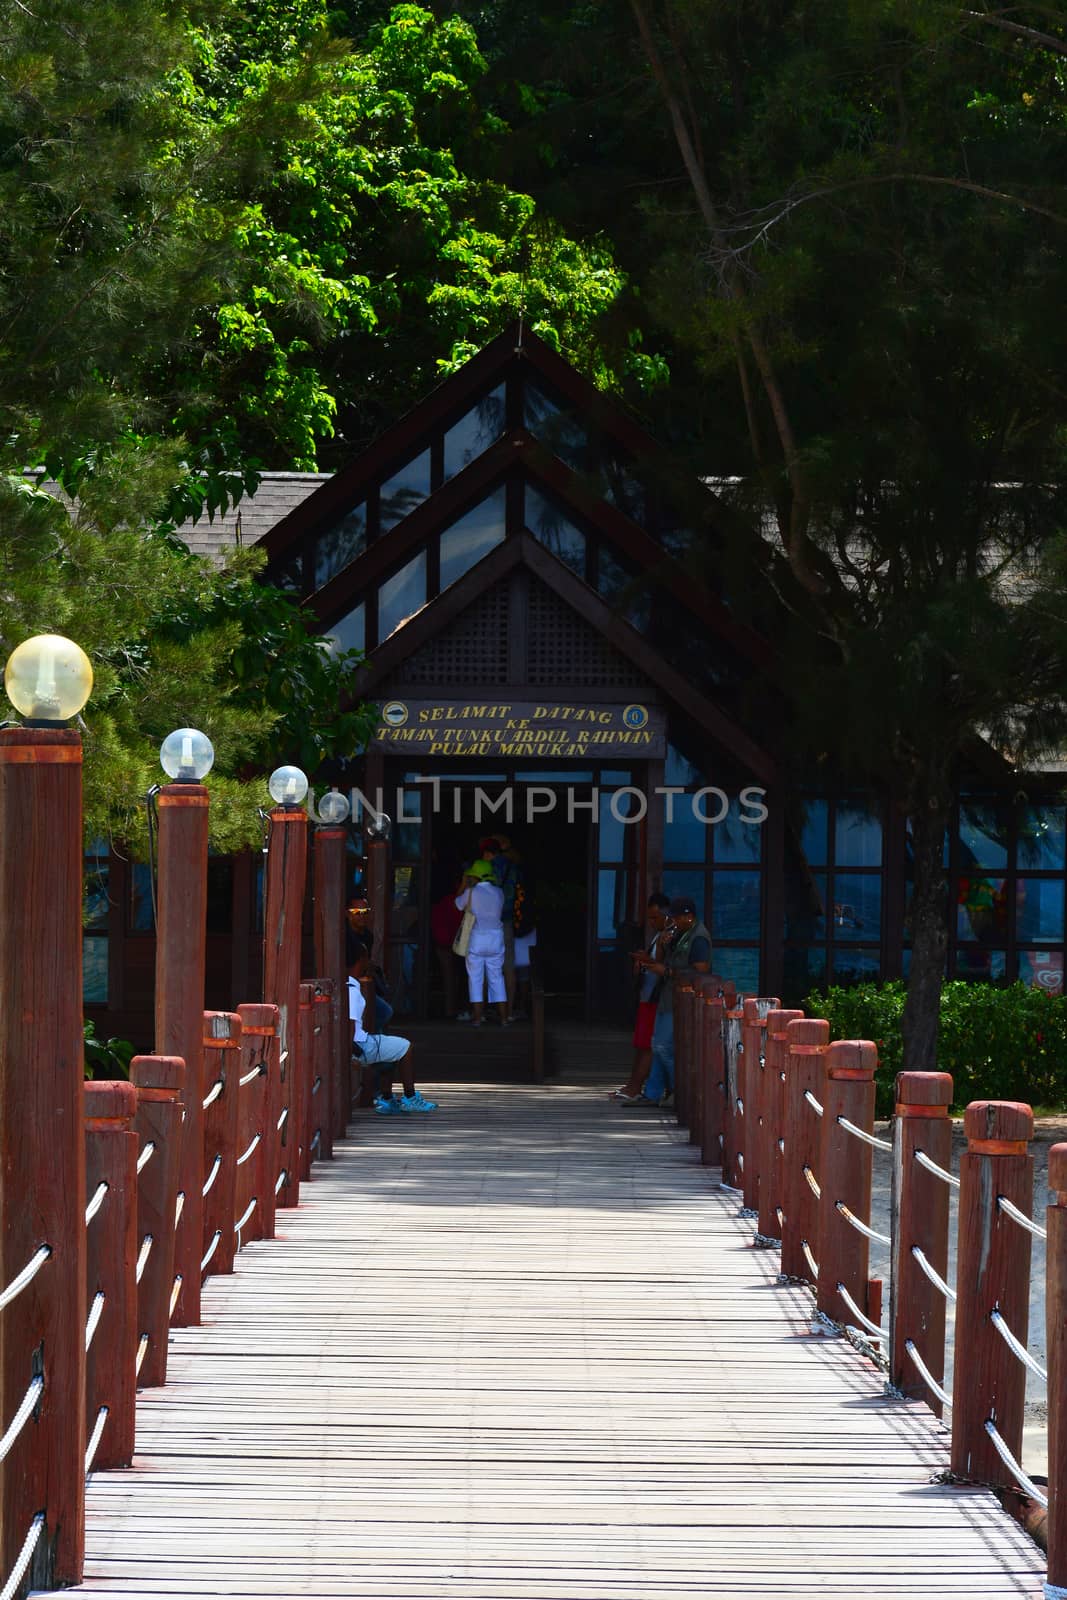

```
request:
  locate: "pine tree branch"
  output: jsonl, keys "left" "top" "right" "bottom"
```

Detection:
{"left": 962, "top": 9, "right": 1067, "bottom": 57}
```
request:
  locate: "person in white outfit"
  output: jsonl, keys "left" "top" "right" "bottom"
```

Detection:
{"left": 455, "top": 859, "right": 508, "bottom": 1026}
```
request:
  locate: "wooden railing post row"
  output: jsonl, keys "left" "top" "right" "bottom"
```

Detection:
{"left": 130, "top": 1055, "right": 184, "bottom": 1388}
{"left": 721, "top": 998, "right": 744, "bottom": 1189}
{"left": 155, "top": 779, "right": 209, "bottom": 1328}
{"left": 84, "top": 1082, "right": 138, "bottom": 1471}
{"left": 758, "top": 1009, "right": 803, "bottom": 1245}
{"left": 739, "top": 998, "right": 779, "bottom": 1215}
{"left": 235, "top": 1003, "right": 277, "bottom": 1245}
{"left": 890, "top": 1070, "right": 954, "bottom": 1414}
{"left": 780, "top": 1017, "right": 831, "bottom": 1284}
{"left": 297, "top": 982, "right": 315, "bottom": 1184}
{"left": 689, "top": 976, "right": 717, "bottom": 1150}
{"left": 311, "top": 980, "right": 334, "bottom": 1162}
{"left": 1046, "top": 1143, "right": 1067, "bottom": 1593}
{"left": 0, "top": 725, "right": 87, "bottom": 1589}
{"left": 201, "top": 1012, "right": 242, "bottom": 1281}
{"left": 816, "top": 1040, "right": 878, "bottom": 1328}
{"left": 263, "top": 804, "right": 308, "bottom": 1212}
{"left": 674, "top": 973, "right": 695, "bottom": 1126}
{"left": 950, "top": 1100, "right": 1034, "bottom": 1489}
{"left": 313, "top": 821, "right": 350, "bottom": 1142}
{"left": 701, "top": 987, "right": 726, "bottom": 1167}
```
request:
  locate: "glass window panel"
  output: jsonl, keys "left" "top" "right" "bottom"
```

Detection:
{"left": 831, "top": 871, "right": 882, "bottom": 940}
{"left": 958, "top": 798, "right": 1009, "bottom": 870}
{"left": 443, "top": 385, "right": 506, "bottom": 480}
{"left": 83, "top": 936, "right": 108, "bottom": 1005}
{"left": 1016, "top": 877, "right": 1065, "bottom": 943}
{"left": 665, "top": 792, "right": 708, "bottom": 864}
{"left": 600, "top": 458, "right": 645, "bottom": 523}
{"left": 712, "top": 869, "right": 761, "bottom": 941}
{"left": 525, "top": 485, "right": 586, "bottom": 576}
{"left": 662, "top": 869, "right": 705, "bottom": 915}
{"left": 665, "top": 744, "right": 701, "bottom": 788}
{"left": 524, "top": 381, "right": 587, "bottom": 472}
{"left": 378, "top": 551, "right": 427, "bottom": 641}
{"left": 715, "top": 946, "right": 761, "bottom": 996}
{"left": 834, "top": 802, "right": 883, "bottom": 867}
{"left": 601, "top": 770, "right": 632, "bottom": 785}
{"left": 84, "top": 862, "right": 110, "bottom": 930}
{"left": 1019, "top": 949, "right": 1064, "bottom": 994}
{"left": 271, "top": 552, "right": 303, "bottom": 594}
{"left": 1018, "top": 806, "right": 1067, "bottom": 871}
{"left": 598, "top": 868, "right": 624, "bottom": 938}
{"left": 130, "top": 863, "right": 155, "bottom": 932}
{"left": 798, "top": 798, "right": 829, "bottom": 866}
{"left": 379, "top": 449, "right": 432, "bottom": 532}
{"left": 831, "top": 948, "right": 881, "bottom": 984}
{"left": 596, "top": 547, "right": 650, "bottom": 630}
{"left": 314, "top": 504, "right": 366, "bottom": 590}
{"left": 784, "top": 945, "right": 827, "bottom": 1003}
{"left": 786, "top": 870, "right": 827, "bottom": 941}
{"left": 956, "top": 875, "right": 1009, "bottom": 942}
{"left": 714, "top": 797, "right": 763, "bottom": 864}
{"left": 955, "top": 947, "right": 1007, "bottom": 981}
{"left": 394, "top": 789, "right": 422, "bottom": 862}
{"left": 439, "top": 488, "right": 507, "bottom": 589}
{"left": 598, "top": 791, "right": 627, "bottom": 863}
{"left": 323, "top": 602, "right": 365, "bottom": 657}
{"left": 206, "top": 857, "right": 233, "bottom": 935}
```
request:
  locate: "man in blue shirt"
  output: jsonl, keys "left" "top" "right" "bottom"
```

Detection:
{"left": 625, "top": 896, "right": 711, "bottom": 1108}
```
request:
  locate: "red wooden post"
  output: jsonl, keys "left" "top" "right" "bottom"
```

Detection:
{"left": 674, "top": 975, "right": 695, "bottom": 1125}
{"left": 263, "top": 806, "right": 308, "bottom": 1212}
{"left": 0, "top": 726, "right": 87, "bottom": 1587}
{"left": 155, "top": 782, "right": 209, "bottom": 1327}
{"left": 1046, "top": 1143, "right": 1067, "bottom": 1591}
{"left": 689, "top": 977, "right": 713, "bottom": 1149}
{"left": 721, "top": 1003, "right": 744, "bottom": 1189}
{"left": 780, "top": 1018, "right": 830, "bottom": 1284}
{"left": 297, "top": 983, "right": 315, "bottom": 1183}
{"left": 130, "top": 1055, "right": 184, "bottom": 1388}
{"left": 739, "top": 1001, "right": 764, "bottom": 1211}
{"left": 950, "top": 1100, "right": 1034, "bottom": 1488}
{"left": 311, "top": 981, "right": 334, "bottom": 1162}
{"left": 758, "top": 1009, "right": 804, "bottom": 1244}
{"left": 816, "top": 1040, "right": 878, "bottom": 1327}
{"left": 314, "top": 824, "right": 350, "bottom": 1142}
{"left": 702, "top": 990, "right": 725, "bottom": 1167}
{"left": 890, "top": 1070, "right": 954, "bottom": 1415}
{"left": 84, "top": 1082, "right": 138, "bottom": 1471}
{"left": 201, "top": 1012, "right": 242, "bottom": 1280}
{"left": 235, "top": 1003, "right": 277, "bottom": 1246}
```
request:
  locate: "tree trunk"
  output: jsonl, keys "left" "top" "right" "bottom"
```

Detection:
{"left": 901, "top": 793, "right": 951, "bottom": 1071}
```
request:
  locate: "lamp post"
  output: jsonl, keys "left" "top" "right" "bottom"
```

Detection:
{"left": 263, "top": 766, "right": 309, "bottom": 1211}
{"left": 154, "top": 727, "right": 214, "bottom": 1327}
{"left": 0, "top": 633, "right": 92, "bottom": 1587}
{"left": 314, "top": 788, "right": 350, "bottom": 1144}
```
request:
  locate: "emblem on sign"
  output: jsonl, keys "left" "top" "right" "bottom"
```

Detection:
{"left": 381, "top": 701, "right": 409, "bottom": 727}
{"left": 622, "top": 704, "right": 649, "bottom": 730}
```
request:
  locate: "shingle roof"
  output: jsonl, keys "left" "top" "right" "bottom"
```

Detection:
{"left": 179, "top": 472, "right": 330, "bottom": 561}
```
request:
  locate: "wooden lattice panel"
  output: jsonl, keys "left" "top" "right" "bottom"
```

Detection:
{"left": 397, "top": 577, "right": 510, "bottom": 685}
{"left": 525, "top": 576, "right": 646, "bottom": 687}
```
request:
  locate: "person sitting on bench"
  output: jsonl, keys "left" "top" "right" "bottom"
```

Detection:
{"left": 347, "top": 935, "right": 436, "bottom": 1116}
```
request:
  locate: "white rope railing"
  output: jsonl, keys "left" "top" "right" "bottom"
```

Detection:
{"left": 0, "top": 1375, "right": 43, "bottom": 1463}
{"left": 984, "top": 1419, "right": 1047, "bottom": 1507}
{"left": 914, "top": 1148, "right": 959, "bottom": 1188}
{"left": 278, "top": 1049, "right": 289, "bottom": 1067}
{"left": 911, "top": 1245, "right": 956, "bottom": 1302}
{"left": 169, "top": 1275, "right": 182, "bottom": 1318}
{"left": 990, "top": 1308, "right": 1047, "bottom": 1381}
{"left": 736, "top": 1097, "right": 744, "bottom": 1115}
{"left": 85, "top": 1182, "right": 109, "bottom": 1225}
{"left": 837, "top": 1116, "right": 892, "bottom": 1153}
{"left": 0, "top": 1513, "right": 45, "bottom": 1600}
{"left": 274, "top": 1169, "right": 287, "bottom": 1195}
{"left": 234, "top": 1198, "right": 257, "bottom": 1235}
{"left": 136, "top": 1141, "right": 156, "bottom": 1175}
{"left": 311, "top": 1076, "right": 322, "bottom": 1096}
{"left": 238, "top": 1063, "right": 263, "bottom": 1088}
{"left": 174, "top": 1191, "right": 185, "bottom": 1226}
{"left": 202, "top": 1154, "right": 222, "bottom": 1197}
{"left": 202, "top": 1079, "right": 224, "bottom": 1110}
{"left": 0, "top": 1244, "right": 51, "bottom": 1312}
{"left": 905, "top": 1339, "right": 952, "bottom": 1408}
{"left": 84, "top": 1404, "right": 108, "bottom": 1474}
{"left": 777, "top": 1137, "right": 785, "bottom": 1152}
{"left": 85, "top": 1290, "right": 106, "bottom": 1352}
{"left": 135, "top": 1333, "right": 149, "bottom": 1377}
{"left": 997, "top": 1195, "right": 1047, "bottom": 1241}
{"left": 836, "top": 1281, "right": 887, "bottom": 1340}
{"left": 803, "top": 1165, "right": 821, "bottom": 1199}
{"left": 801, "top": 1240, "right": 819, "bottom": 1279}
{"left": 804, "top": 1090, "right": 823, "bottom": 1117}
{"left": 310, "top": 1130, "right": 321, "bottom": 1155}
{"left": 135, "top": 1235, "right": 153, "bottom": 1285}
{"left": 277, "top": 1108, "right": 288, "bottom": 1132}
{"left": 737, "top": 1153, "right": 744, "bottom": 1170}
{"left": 200, "top": 1231, "right": 222, "bottom": 1272}
{"left": 236, "top": 1134, "right": 260, "bottom": 1167}
{"left": 775, "top": 1207, "right": 784, "bottom": 1226}
{"left": 835, "top": 1201, "right": 891, "bottom": 1247}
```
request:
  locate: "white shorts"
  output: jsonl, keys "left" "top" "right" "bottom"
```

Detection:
{"left": 356, "top": 1034, "right": 410, "bottom": 1065}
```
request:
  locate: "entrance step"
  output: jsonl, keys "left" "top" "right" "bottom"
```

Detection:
{"left": 400, "top": 1018, "right": 631, "bottom": 1084}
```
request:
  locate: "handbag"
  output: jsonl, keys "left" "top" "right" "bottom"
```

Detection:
{"left": 452, "top": 889, "right": 475, "bottom": 958}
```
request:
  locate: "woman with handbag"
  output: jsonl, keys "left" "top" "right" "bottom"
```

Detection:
{"left": 454, "top": 859, "right": 508, "bottom": 1026}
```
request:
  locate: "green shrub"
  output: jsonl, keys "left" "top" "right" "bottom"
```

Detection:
{"left": 803, "top": 980, "right": 1067, "bottom": 1117}
{"left": 83, "top": 1020, "right": 134, "bottom": 1081}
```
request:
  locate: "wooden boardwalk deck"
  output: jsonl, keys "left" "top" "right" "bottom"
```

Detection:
{"left": 67, "top": 1078, "right": 1045, "bottom": 1599}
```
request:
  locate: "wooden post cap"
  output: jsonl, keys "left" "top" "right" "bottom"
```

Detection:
{"left": 766, "top": 1008, "right": 804, "bottom": 1039}
{"left": 896, "top": 1070, "right": 953, "bottom": 1110}
{"left": 313, "top": 984, "right": 332, "bottom": 1004}
{"left": 826, "top": 1039, "right": 878, "bottom": 1080}
{"left": 157, "top": 786, "right": 208, "bottom": 808}
{"left": 83, "top": 1081, "right": 138, "bottom": 1121}
{"left": 130, "top": 1054, "right": 185, "bottom": 1093}
{"left": 787, "top": 1017, "right": 830, "bottom": 1048}
{"left": 270, "top": 806, "right": 308, "bottom": 825}
{"left": 742, "top": 998, "right": 765, "bottom": 1024}
{"left": 964, "top": 1100, "right": 1034, "bottom": 1145}
{"left": 203, "top": 1011, "right": 242, "bottom": 1047}
{"left": 299, "top": 983, "right": 315, "bottom": 1007}
{"left": 722, "top": 981, "right": 737, "bottom": 1005}
{"left": 236, "top": 1003, "right": 278, "bottom": 1035}
{"left": 1048, "top": 1143, "right": 1067, "bottom": 1195}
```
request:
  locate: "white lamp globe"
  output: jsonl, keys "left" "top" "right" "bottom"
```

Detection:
{"left": 268, "top": 765, "right": 309, "bottom": 808}
{"left": 4, "top": 634, "right": 93, "bottom": 722}
{"left": 317, "top": 788, "right": 350, "bottom": 825}
{"left": 160, "top": 727, "right": 214, "bottom": 783}
{"left": 365, "top": 811, "right": 392, "bottom": 842}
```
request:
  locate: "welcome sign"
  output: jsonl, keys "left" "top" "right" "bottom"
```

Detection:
{"left": 370, "top": 699, "right": 667, "bottom": 760}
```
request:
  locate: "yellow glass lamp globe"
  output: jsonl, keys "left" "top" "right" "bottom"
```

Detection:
{"left": 4, "top": 634, "right": 93, "bottom": 722}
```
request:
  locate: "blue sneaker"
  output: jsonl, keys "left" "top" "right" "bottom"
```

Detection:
{"left": 399, "top": 1092, "right": 437, "bottom": 1113}
{"left": 374, "top": 1096, "right": 402, "bottom": 1116}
